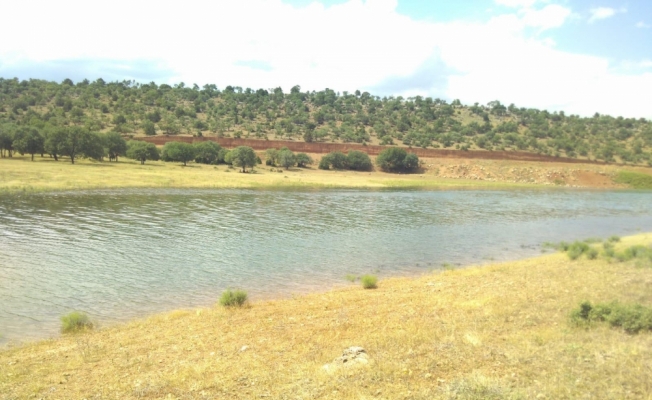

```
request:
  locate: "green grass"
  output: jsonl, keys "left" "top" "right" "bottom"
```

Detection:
{"left": 60, "top": 312, "right": 93, "bottom": 334}
{"left": 360, "top": 274, "right": 378, "bottom": 289}
{"left": 614, "top": 171, "right": 652, "bottom": 189}
{"left": 219, "top": 289, "right": 248, "bottom": 307}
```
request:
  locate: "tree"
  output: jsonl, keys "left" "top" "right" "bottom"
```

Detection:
{"left": 44, "top": 127, "right": 66, "bottom": 161}
{"left": 265, "top": 148, "right": 278, "bottom": 166}
{"left": 346, "top": 150, "right": 372, "bottom": 171}
{"left": 0, "top": 127, "right": 14, "bottom": 158}
{"left": 162, "top": 141, "right": 196, "bottom": 166}
{"left": 105, "top": 132, "right": 127, "bottom": 162}
{"left": 60, "top": 127, "right": 89, "bottom": 164}
{"left": 194, "top": 141, "right": 222, "bottom": 164}
{"left": 277, "top": 148, "right": 296, "bottom": 169}
{"left": 142, "top": 120, "right": 156, "bottom": 136}
{"left": 318, "top": 151, "right": 348, "bottom": 170}
{"left": 230, "top": 146, "right": 257, "bottom": 172}
{"left": 376, "top": 147, "right": 419, "bottom": 172}
{"left": 13, "top": 128, "right": 44, "bottom": 161}
{"left": 126, "top": 140, "right": 160, "bottom": 164}
{"left": 295, "top": 153, "right": 313, "bottom": 168}
{"left": 82, "top": 132, "right": 106, "bottom": 161}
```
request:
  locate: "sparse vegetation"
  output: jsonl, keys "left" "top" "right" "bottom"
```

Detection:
{"left": 219, "top": 289, "right": 248, "bottom": 307}
{"left": 60, "top": 311, "right": 93, "bottom": 334}
{"left": 2, "top": 233, "right": 652, "bottom": 398}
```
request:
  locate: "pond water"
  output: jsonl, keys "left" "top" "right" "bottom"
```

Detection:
{"left": 1, "top": 188, "right": 651, "bottom": 344}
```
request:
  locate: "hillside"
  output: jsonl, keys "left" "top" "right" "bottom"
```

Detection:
{"left": 0, "top": 77, "right": 651, "bottom": 165}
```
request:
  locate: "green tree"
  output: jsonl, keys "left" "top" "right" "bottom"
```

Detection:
{"left": 142, "top": 120, "right": 156, "bottom": 136}
{"left": 162, "top": 141, "right": 196, "bottom": 166}
{"left": 0, "top": 127, "right": 14, "bottom": 158}
{"left": 376, "top": 147, "right": 418, "bottom": 172}
{"left": 44, "top": 127, "right": 67, "bottom": 161}
{"left": 318, "top": 151, "right": 348, "bottom": 170}
{"left": 193, "top": 141, "right": 222, "bottom": 164}
{"left": 295, "top": 153, "right": 313, "bottom": 168}
{"left": 230, "top": 146, "right": 257, "bottom": 172}
{"left": 13, "top": 128, "right": 44, "bottom": 161}
{"left": 126, "top": 140, "right": 160, "bottom": 164}
{"left": 82, "top": 132, "right": 106, "bottom": 161}
{"left": 60, "top": 127, "right": 89, "bottom": 164}
{"left": 105, "top": 132, "right": 127, "bottom": 162}
{"left": 265, "top": 148, "right": 278, "bottom": 166}
{"left": 346, "top": 150, "right": 372, "bottom": 171}
{"left": 277, "top": 148, "right": 296, "bottom": 169}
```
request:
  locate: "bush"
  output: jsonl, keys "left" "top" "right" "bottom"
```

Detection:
{"left": 346, "top": 150, "right": 372, "bottom": 171}
{"left": 571, "top": 301, "right": 652, "bottom": 334}
{"left": 219, "top": 289, "right": 248, "bottom": 307}
{"left": 567, "top": 241, "right": 590, "bottom": 260}
{"left": 61, "top": 311, "right": 93, "bottom": 333}
{"left": 608, "top": 235, "right": 621, "bottom": 243}
{"left": 296, "top": 153, "right": 313, "bottom": 168}
{"left": 376, "top": 147, "right": 419, "bottom": 172}
{"left": 162, "top": 141, "right": 196, "bottom": 166}
{"left": 361, "top": 275, "right": 378, "bottom": 289}
{"left": 193, "top": 141, "right": 222, "bottom": 164}
{"left": 319, "top": 151, "right": 348, "bottom": 170}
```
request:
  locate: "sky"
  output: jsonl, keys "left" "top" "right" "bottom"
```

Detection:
{"left": 0, "top": 0, "right": 651, "bottom": 118}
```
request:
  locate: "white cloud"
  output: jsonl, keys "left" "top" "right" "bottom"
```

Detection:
{"left": 495, "top": 0, "right": 538, "bottom": 8}
{"left": 0, "top": 0, "right": 650, "bottom": 118}
{"left": 636, "top": 21, "right": 651, "bottom": 28}
{"left": 588, "top": 7, "right": 625, "bottom": 23}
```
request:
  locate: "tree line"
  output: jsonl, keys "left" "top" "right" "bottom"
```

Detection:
{"left": 0, "top": 77, "right": 650, "bottom": 165}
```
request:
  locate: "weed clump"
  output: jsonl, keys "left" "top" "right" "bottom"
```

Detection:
{"left": 219, "top": 289, "right": 248, "bottom": 307}
{"left": 361, "top": 275, "right": 378, "bottom": 289}
{"left": 571, "top": 301, "right": 652, "bottom": 334}
{"left": 60, "top": 311, "right": 93, "bottom": 334}
{"left": 567, "top": 241, "right": 590, "bottom": 260}
{"left": 345, "top": 274, "right": 358, "bottom": 283}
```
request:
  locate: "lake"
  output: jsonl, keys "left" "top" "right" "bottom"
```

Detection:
{"left": 1, "top": 188, "right": 651, "bottom": 344}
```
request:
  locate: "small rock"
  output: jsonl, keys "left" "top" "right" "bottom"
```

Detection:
{"left": 322, "top": 346, "right": 370, "bottom": 372}
{"left": 240, "top": 346, "right": 249, "bottom": 352}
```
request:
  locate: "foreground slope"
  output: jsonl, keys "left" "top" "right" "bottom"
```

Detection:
{"left": 1, "top": 234, "right": 651, "bottom": 399}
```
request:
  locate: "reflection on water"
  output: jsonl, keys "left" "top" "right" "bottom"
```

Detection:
{"left": 1, "top": 189, "right": 651, "bottom": 343}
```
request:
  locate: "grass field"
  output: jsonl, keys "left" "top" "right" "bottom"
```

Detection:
{"left": 0, "top": 155, "right": 541, "bottom": 193}
{"left": 1, "top": 234, "right": 651, "bottom": 399}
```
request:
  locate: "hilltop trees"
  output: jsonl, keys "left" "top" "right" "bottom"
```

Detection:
{"left": 0, "top": 78, "right": 650, "bottom": 165}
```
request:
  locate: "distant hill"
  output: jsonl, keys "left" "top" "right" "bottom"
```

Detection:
{"left": 0, "top": 78, "right": 650, "bottom": 165}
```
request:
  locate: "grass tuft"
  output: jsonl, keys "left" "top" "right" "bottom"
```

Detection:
{"left": 219, "top": 289, "right": 248, "bottom": 307}
{"left": 60, "top": 311, "right": 93, "bottom": 334}
{"left": 361, "top": 274, "right": 378, "bottom": 289}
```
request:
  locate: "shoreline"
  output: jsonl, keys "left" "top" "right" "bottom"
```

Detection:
{"left": 1, "top": 233, "right": 651, "bottom": 398}
{"left": 2, "top": 154, "right": 650, "bottom": 194}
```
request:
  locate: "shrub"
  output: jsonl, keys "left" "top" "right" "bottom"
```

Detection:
{"left": 608, "top": 235, "right": 621, "bottom": 243}
{"left": 61, "top": 311, "right": 93, "bottom": 333}
{"left": 361, "top": 275, "right": 378, "bottom": 289}
{"left": 295, "top": 153, "right": 313, "bottom": 168}
{"left": 319, "top": 151, "right": 348, "bottom": 170}
{"left": 346, "top": 150, "right": 372, "bottom": 171}
{"left": 375, "top": 147, "right": 419, "bottom": 172}
{"left": 219, "top": 289, "right": 248, "bottom": 307}
{"left": 345, "top": 274, "right": 357, "bottom": 283}
{"left": 571, "top": 301, "right": 652, "bottom": 334}
{"left": 193, "top": 141, "right": 222, "bottom": 164}
{"left": 567, "top": 241, "right": 590, "bottom": 260}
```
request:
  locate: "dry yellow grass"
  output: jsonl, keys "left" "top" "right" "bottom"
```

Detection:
{"left": 2, "top": 234, "right": 651, "bottom": 399}
{"left": 0, "top": 155, "right": 539, "bottom": 193}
